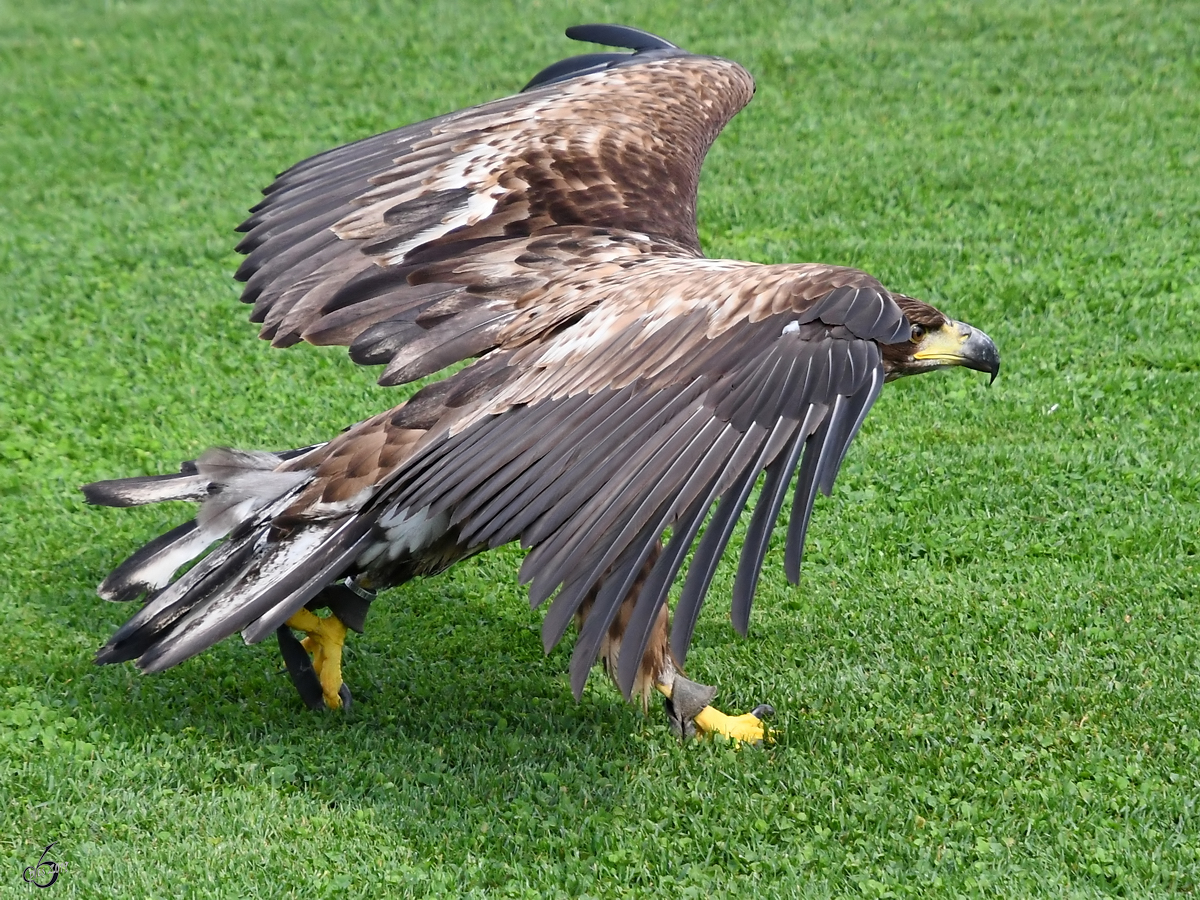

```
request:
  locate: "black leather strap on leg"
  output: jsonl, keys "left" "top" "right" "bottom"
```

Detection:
{"left": 276, "top": 625, "right": 326, "bottom": 711}
{"left": 305, "top": 580, "right": 375, "bottom": 633}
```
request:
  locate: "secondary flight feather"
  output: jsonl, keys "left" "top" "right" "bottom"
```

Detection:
{"left": 85, "top": 24, "right": 999, "bottom": 742}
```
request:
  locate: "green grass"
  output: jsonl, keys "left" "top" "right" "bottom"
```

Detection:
{"left": 2, "top": 0, "right": 1198, "bottom": 896}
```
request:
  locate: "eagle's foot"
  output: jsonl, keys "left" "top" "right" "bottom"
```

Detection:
{"left": 694, "top": 703, "right": 774, "bottom": 744}
{"left": 659, "top": 674, "right": 773, "bottom": 745}
{"left": 277, "top": 609, "right": 350, "bottom": 710}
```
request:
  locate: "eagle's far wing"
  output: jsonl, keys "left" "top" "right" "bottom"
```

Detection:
{"left": 234, "top": 43, "right": 755, "bottom": 385}
{"left": 373, "top": 261, "right": 912, "bottom": 698}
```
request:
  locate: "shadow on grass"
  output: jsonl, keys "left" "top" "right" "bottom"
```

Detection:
{"left": 31, "top": 553, "right": 701, "bottom": 806}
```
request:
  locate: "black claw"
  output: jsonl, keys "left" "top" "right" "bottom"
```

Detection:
{"left": 751, "top": 703, "right": 775, "bottom": 720}
{"left": 276, "top": 625, "right": 326, "bottom": 711}
{"left": 337, "top": 683, "right": 353, "bottom": 712}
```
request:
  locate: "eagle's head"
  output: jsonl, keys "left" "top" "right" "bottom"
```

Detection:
{"left": 881, "top": 294, "right": 1000, "bottom": 383}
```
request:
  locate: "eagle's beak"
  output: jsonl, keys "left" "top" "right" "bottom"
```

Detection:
{"left": 913, "top": 320, "right": 1001, "bottom": 383}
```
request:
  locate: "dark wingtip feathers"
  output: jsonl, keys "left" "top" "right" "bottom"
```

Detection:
{"left": 94, "top": 642, "right": 132, "bottom": 666}
{"left": 523, "top": 24, "right": 681, "bottom": 92}
{"left": 564, "top": 24, "right": 679, "bottom": 52}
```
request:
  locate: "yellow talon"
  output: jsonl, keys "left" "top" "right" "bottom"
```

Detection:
{"left": 285, "top": 609, "right": 348, "bottom": 710}
{"left": 693, "top": 706, "right": 769, "bottom": 743}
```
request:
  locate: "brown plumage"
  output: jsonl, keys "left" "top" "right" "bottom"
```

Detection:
{"left": 84, "top": 25, "right": 999, "bottom": 738}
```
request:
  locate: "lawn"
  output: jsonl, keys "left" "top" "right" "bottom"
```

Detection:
{"left": 1, "top": 0, "right": 1198, "bottom": 896}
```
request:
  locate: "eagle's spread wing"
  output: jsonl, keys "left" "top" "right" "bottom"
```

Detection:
{"left": 86, "top": 26, "right": 994, "bottom": 713}
{"left": 215, "top": 258, "right": 906, "bottom": 697}
{"left": 235, "top": 32, "right": 754, "bottom": 386}
{"left": 366, "top": 260, "right": 907, "bottom": 697}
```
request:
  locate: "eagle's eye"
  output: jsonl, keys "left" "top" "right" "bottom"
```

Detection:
{"left": 910, "top": 324, "right": 926, "bottom": 343}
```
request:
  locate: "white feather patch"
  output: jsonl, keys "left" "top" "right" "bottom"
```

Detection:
{"left": 377, "top": 186, "right": 505, "bottom": 265}
{"left": 121, "top": 476, "right": 314, "bottom": 630}
{"left": 360, "top": 504, "right": 451, "bottom": 565}
{"left": 140, "top": 521, "right": 345, "bottom": 670}
{"left": 101, "top": 526, "right": 217, "bottom": 599}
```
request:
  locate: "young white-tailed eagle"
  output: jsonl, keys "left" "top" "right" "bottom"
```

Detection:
{"left": 85, "top": 24, "right": 999, "bottom": 743}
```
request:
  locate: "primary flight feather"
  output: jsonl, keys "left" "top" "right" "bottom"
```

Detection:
{"left": 85, "top": 24, "right": 999, "bottom": 742}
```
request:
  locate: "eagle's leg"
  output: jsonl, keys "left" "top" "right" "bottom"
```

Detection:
{"left": 580, "top": 542, "right": 773, "bottom": 744}
{"left": 279, "top": 609, "right": 348, "bottom": 710}
{"left": 275, "top": 579, "right": 375, "bottom": 711}
{"left": 662, "top": 680, "right": 775, "bottom": 743}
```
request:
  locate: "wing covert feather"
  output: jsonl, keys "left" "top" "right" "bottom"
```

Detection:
{"left": 235, "top": 51, "right": 756, "bottom": 381}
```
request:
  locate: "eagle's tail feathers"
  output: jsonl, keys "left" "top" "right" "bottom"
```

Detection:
{"left": 82, "top": 472, "right": 212, "bottom": 507}
{"left": 91, "top": 445, "right": 366, "bottom": 673}
{"left": 90, "top": 449, "right": 315, "bottom": 605}
{"left": 136, "top": 514, "right": 374, "bottom": 674}
{"left": 97, "top": 520, "right": 214, "bottom": 602}
{"left": 94, "top": 530, "right": 263, "bottom": 665}
{"left": 82, "top": 445, "right": 323, "bottom": 508}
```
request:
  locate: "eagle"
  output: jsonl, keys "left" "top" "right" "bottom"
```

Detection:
{"left": 84, "top": 24, "right": 999, "bottom": 743}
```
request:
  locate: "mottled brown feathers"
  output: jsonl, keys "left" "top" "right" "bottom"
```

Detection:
{"left": 236, "top": 54, "right": 755, "bottom": 378}
{"left": 87, "top": 30, "right": 996, "bottom": 704}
